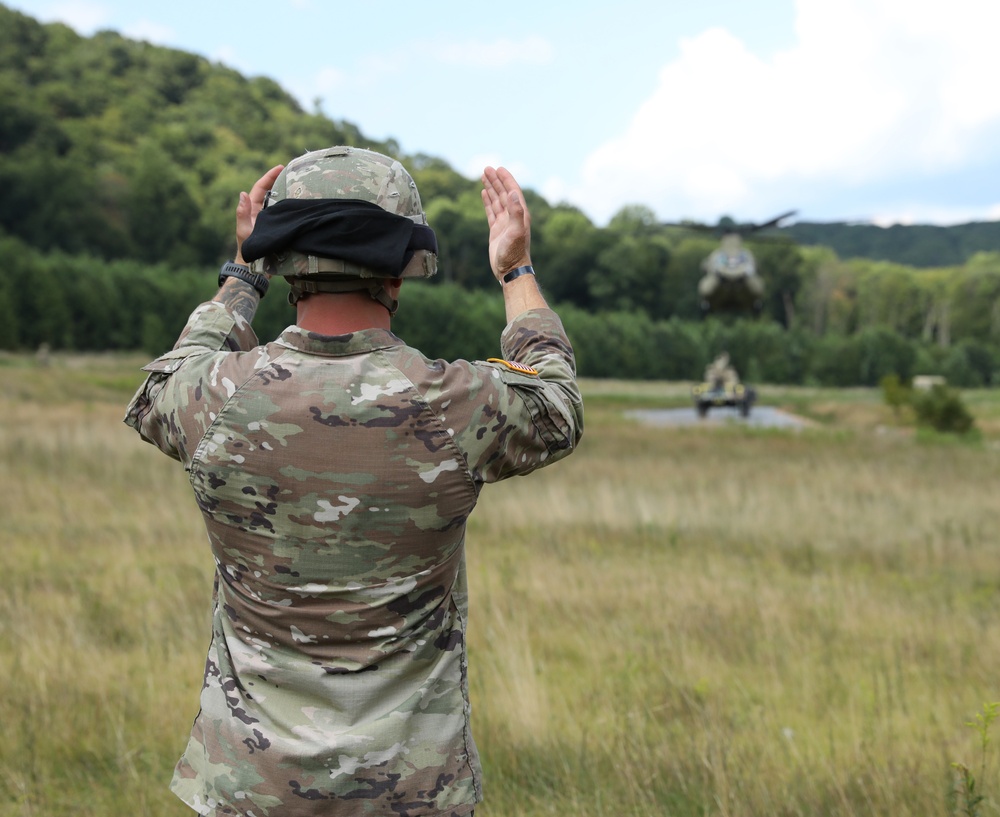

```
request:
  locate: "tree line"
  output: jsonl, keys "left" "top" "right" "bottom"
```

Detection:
{"left": 2, "top": 3, "right": 1000, "bottom": 386}
{"left": 782, "top": 220, "right": 1000, "bottom": 269}
{"left": 4, "top": 233, "right": 999, "bottom": 388}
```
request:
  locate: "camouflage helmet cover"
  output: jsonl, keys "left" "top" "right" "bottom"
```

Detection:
{"left": 253, "top": 146, "right": 437, "bottom": 280}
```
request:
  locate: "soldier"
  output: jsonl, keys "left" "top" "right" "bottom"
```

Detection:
{"left": 704, "top": 351, "right": 739, "bottom": 389}
{"left": 124, "top": 147, "right": 583, "bottom": 817}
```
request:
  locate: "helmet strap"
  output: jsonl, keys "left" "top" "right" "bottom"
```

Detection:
{"left": 287, "top": 278, "right": 398, "bottom": 316}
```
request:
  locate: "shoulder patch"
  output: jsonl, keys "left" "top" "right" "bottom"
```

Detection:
{"left": 487, "top": 358, "right": 539, "bottom": 377}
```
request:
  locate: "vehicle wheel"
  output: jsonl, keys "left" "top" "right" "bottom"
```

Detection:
{"left": 697, "top": 403, "right": 709, "bottom": 418}
{"left": 739, "top": 401, "right": 750, "bottom": 417}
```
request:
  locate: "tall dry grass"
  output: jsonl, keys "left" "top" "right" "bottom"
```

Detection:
{"left": 1, "top": 355, "right": 998, "bottom": 816}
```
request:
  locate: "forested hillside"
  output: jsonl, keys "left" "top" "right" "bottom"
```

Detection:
{"left": 0, "top": 3, "right": 401, "bottom": 266}
{"left": 781, "top": 220, "right": 1000, "bottom": 268}
{"left": 3, "top": 2, "right": 1000, "bottom": 387}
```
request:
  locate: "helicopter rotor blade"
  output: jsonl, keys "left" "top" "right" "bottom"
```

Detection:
{"left": 661, "top": 220, "right": 715, "bottom": 233}
{"left": 661, "top": 209, "right": 800, "bottom": 236}
{"left": 751, "top": 210, "right": 798, "bottom": 232}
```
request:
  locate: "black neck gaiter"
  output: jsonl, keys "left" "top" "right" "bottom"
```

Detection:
{"left": 241, "top": 198, "right": 437, "bottom": 278}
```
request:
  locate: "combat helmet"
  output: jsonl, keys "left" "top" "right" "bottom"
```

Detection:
{"left": 241, "top": 146, "right": 438, "bottom": 313}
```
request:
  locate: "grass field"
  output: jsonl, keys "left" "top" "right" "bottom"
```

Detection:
{"left": 1, "top": 352, "right": 998, "bottom": 816}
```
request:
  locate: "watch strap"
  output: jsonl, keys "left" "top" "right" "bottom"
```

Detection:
{"left": 219, "top": 261, "right": 269, "bottom": 298}
{"left": 501, "top": 264, "right": 535, "bottom": 285}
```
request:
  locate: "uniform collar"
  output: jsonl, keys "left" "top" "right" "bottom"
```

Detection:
{"left": 275, "top": 325, "right": 404, "bottom": 357}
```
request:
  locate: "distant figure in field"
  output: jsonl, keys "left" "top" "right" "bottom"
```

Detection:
{"left": 124, "top": 147, "right": 583, "bottom": 816}
{"left": 705, "top": 351, "right": 739, "bottom": 388}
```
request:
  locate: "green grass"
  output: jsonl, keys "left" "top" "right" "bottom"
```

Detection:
{"left": 2, "top": 355, "right": 999, "bottom": 816}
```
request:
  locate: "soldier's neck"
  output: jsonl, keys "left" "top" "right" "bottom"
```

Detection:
{"left": 296, "top": 292, "right": 392, "bottom": 335}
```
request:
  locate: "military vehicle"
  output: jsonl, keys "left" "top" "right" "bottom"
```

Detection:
{"left": 692, "top": 352, "right": 756, "bottom": 418}
{"left": 692, "top": 379, "right": 756, "bottom": 418}
{"left": 668, "top": 210, "right": 797, "bottom": 315}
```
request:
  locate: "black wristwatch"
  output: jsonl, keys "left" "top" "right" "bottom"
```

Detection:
{"left": 219, "top": 261, "right": 269, "bottom": 298}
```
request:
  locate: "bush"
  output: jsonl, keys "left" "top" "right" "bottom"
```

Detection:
{"left": 879, "top": 373, "right": 911, "bottom": 417}
{"left": 911, "top": 385, "right": 975, "bottom": 434}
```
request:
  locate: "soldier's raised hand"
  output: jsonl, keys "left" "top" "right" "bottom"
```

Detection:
{"left": 235, "top": 164, "right": 284, "bottom": 265}
{"left": 481, "top": 166, "right": 532, "bottom": 283}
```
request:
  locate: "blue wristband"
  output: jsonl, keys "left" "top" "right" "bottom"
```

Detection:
{"left": 502, "top": 265, "right": 535, "bottom": 284}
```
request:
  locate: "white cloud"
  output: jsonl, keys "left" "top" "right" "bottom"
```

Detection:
{"left": 569, "top": 0, "right": 1000, "bottom": 224}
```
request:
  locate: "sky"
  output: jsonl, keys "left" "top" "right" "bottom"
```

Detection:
{"left": 9, "top": 0, "right": 1000, "bottom": 228}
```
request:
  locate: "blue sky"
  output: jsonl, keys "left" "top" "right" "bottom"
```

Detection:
{"left": 9, "top": 0, "right": 1000, "bottom": 228}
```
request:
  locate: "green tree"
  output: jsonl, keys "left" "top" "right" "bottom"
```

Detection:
{"left": 948, "top": 254, "right": 1000, "bottom": 345}
{"left": 533, "top": 206, "right": 607, "bottom": 309}
{"left": 587, "top": 234, "right": 671, "bottom": 317}
{"left": 127, "top": 141, "right": 218, "bottom": 266}
{"left": 12, "top": 264, "right": 74, "bottom": 350}
{"left": 809, "top": 334, "right": 863, "bottom": 386}
{"left": 659, "top": 237, "right": 714, "bottom": 320}
{"left": 753, "top": 238, "right": 804, "bottom": 327}
{"left": 856, "top": 326, "right": 918, "bottom": 386}
{"left": 410, "top": 156, "right": 477, "bottom": 202}
{"left": 853, "top": 260, "right": 928, "bottom": 338}
{"left": 647, "top": 318, "right": 704, "bottom": 380}
{"left": 423, "top": 193, "right": 490, "bottom": 288}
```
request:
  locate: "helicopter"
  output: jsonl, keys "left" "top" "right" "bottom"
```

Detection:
{"left": 667, "top": 210, "right": 798, "bottom": 316}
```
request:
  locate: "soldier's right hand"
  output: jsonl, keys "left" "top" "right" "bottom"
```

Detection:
{"left": 235, "top": 165, "right": 284, "bottom": 266}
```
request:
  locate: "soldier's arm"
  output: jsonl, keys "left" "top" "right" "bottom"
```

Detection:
{"left": 431, "top": 309, "right": 581, "bottom": 486}
{"left": 123, "top": 299, "right": 261, "bottom": 460}
{"left": 499, "top": 269, "right": 549, "bottom": 323}
{"left": 124, "top": 166, "right": 285, "bottom": 450}
{"left": 209, "top": 164, "right": 284, "bottom": 328}
{"left": 214, "top": 276, "right": 263, "bottom": 327}
{"left": 459, "top": 166, "right": 582, "bottom": 480}
{"left": 481, "top": 165, "right": 552, "bottom": 322}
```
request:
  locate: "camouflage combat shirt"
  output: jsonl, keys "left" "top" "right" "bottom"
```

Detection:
{"left": 124, "top": 301, "right": 583, "bottom": 817}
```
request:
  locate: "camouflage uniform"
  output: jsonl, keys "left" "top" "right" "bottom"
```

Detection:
{"left": 124, "top": 297, "right": 583, "bottom": 816}
{"left": 704, "top": 353, "right": 738, "bottom": 388}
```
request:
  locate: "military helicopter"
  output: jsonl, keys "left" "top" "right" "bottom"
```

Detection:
{"left": 667, "top": 210, "right": 798, "bottom": 316}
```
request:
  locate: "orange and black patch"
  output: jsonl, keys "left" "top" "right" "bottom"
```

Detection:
{"left": 487, "top": 358, "right": 539, "bottom": 377}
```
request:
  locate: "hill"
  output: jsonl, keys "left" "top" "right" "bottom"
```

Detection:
{"left": 2, "top": 2, "right": 998, "bottom": 273}
{"left": 0, "top": 2, "right": 474, "bottom": 268}
{"left": 781, "top": 220, "right": 1000, "bottom": 268}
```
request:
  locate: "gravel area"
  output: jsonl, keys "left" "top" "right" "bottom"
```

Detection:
{"left": 626, "top": 406, "right": 812, "bottom": 428}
